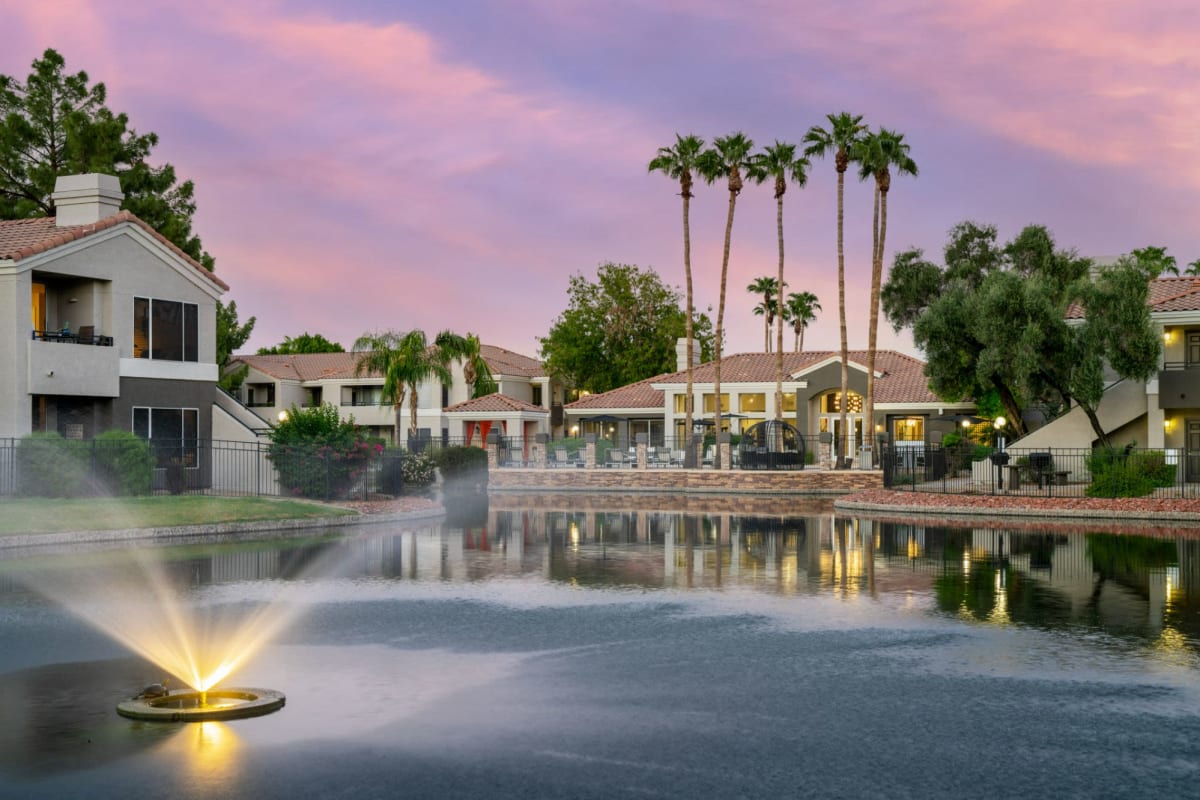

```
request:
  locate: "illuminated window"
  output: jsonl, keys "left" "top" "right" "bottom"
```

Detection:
{"left": 739, "top": 393, "right": 765, "bottom": 413}
{"left": 31, "top": 283, "right": 46, "bottom": 330}
{"left": 893, "top": 417, "right": 924, "bottom": 442}
{"left": 703, "top": 393, "right": 730, "bottom": 413}
{"left": 673, "top": 394, "right": 689, "bottom": 414}
{"left": 781, "top": 392, "right": 796, "bottom": 412}
{"left": 821, "top": 391, "right": 862, "bottom": 413}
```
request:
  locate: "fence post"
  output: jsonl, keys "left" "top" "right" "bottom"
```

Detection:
{"left": 636, "top": 432, "right": 648, "bottom": 470}
{"left": 584, "top": 433, "right": 597, "bottom": 469}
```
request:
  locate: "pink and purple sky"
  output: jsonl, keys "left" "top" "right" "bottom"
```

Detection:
{"left": 4, "top": 1, "right": 1198, "bottom": 360}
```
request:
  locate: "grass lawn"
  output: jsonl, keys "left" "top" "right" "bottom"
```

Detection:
{"left": 0, "top": 496, "right": 356, "bottom": 535}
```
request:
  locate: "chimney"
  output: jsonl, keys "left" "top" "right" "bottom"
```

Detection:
{"left": 51, "top": 173, "right": 124, "bottom": 226}
{"left": 675, "top": 337, "right": 701, "bottom": 372}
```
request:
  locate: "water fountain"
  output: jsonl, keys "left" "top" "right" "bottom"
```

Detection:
{"left": 11, "top": 540, "right": 354, "bottom": 724}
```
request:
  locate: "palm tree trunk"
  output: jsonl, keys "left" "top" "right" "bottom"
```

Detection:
{"left": 836, "top": 163, "right": 849, "bottom": 467}
{"left": 774, "top": 194, "right": 785, "bottom": 427}
{"left": 715, "top": 187, "right": 738, "bottom": 467}
{"left": 682, "top": 187, "right": 695, "bottom": 458}
{"left": 865, "top": 183, "right": 881, "bottom": 459}
{"left": 408, "top": 381, "right": 419, "bottom": 441}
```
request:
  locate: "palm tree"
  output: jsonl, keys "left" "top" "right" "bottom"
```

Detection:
{"left": 698, "top": 132, "right": 755, "bottom": 463}
{"left": 352, "top": 329, "right": 454, "bottom": 444}
{"left": 784, "top": 291, "right": 822, "bottom": 352}
{"left": 853, "top": 128, "right": 918, "bottom": 451}
{"left": 748, "top": 142, "right": 809, "bottom": 424}
{"left": 435, "top": 331, "right": 496, "bottom": 398}
{"left": 649, "top": 134, "right": 705, "bottom": 451}
{"left": 1187, "top": 259, "right": 1200, "bottom": 276}
{"left": 805, "top": 113, "right": 866, "bottom": 465}
{"left": 747, "top": 275, "right": 784, "bottom": 352}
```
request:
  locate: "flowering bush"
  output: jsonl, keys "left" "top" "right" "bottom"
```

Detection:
{"left": 399, "top": 450, "right": 436, "bottom": 489}
{"left": 267, "top": 404, "right": 379, "bottom": 499}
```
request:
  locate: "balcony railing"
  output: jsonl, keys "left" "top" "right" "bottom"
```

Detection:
{"left": 31, "top": 329, "right": 114, "bottom": 346}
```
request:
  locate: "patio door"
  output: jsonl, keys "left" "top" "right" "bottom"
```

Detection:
{"left": 1187, "top": 419, "right": 1200, "bottom": 482}
{"left": 820, "top": 414, "right": 863, "bottom": 461}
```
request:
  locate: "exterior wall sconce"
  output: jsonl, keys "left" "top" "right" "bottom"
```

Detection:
{"left": 1164, "top": 418, "right": 1173, "bottom": 431}
{"left": 277, "top": 410, "right": 288, "bottom": 423}
{"left": 1163, "top": 329, "right": 1173, "bottom": 344}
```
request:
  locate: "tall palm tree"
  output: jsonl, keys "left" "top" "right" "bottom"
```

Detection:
{"left": 1187, "top": 259, "right": 1200, "bottom": 276}
{"left": 853, "top": 128, "right": 918, "bottom": 451}
{"left": 435, "top": 331, "right": 497, "bottom": 398}
{"left": 748, "top": 142, "right": 809, "bottom": 424}
{"left": 805, "top": 113, "right": 866, "bottom": 465}
{"left": 784, "top": 291, "right": 822, "bottom": 352}
{"left": 352, "top": 329, "right": 454, "bottom": 444}
{"left": 649, "top": 134, "right": 705, "bottom": 450}
{"left": 698, "top": 132, "right": 755, "bottom": 463}
{"left": 747, "top": 275, "right": 784, "bottom": 352}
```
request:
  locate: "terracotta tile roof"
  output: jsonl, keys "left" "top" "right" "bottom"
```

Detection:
{"left": 1148, "top": 276, "right": 1200, "bottom": 314}
{"left": 231, "top": 352, "right": 370, "bottom": 382}
{"left": 232, "top": 345, "right": 545, "bottom": 383}
{"left": 444, "top": 393, "right": 548, "bottom": 414}
{"left": 479, "top": 344, "right": 545, "bottom": 377}
{"left": 0, "top": 213, "right": 229, "bottom": 291}
{"left": 565, "top": 350, "right": 939, "bottom": 411}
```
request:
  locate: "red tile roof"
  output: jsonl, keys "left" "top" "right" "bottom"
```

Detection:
{"left": 0, "top": 213, "right": 229, "bottom": 291}
{"left": 232, "top": 346, "right": 545, "bottom": 383}
{"left": 1148, "top": 276, "right": 1200, "bottom": 314}
{"left": 565, "top": 350, "right": 939, "bottom": 411}
{"left": 445, "top": 393, "right": 548, "bottom": 414}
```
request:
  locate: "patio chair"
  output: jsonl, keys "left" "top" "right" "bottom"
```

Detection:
{"left": 607, "top": 450, "right": 628, "bottom": 468}
{"left": 672, "top": 449, "right": 686, "bottom": 467}
{"left": 555, "top": 447, "right": 572, "bottom": 468}
{"left": 655, "top": 449, "right": 672, "bottom": 468}
{"left": 507, "top": 450, "right": 524, "bottom": 467}
{"left": 76, "top": 324, "right": 95, "bottom": 345}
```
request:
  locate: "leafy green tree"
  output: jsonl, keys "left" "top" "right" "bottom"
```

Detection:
{"left": 268, "top": 403, "right": 378, "bottom": 499}
{"left": 216, "top": 300, "right": 256, "bottom": 392}
{"left": 649, "top": 134, "right": 706, "bottom": 439}
{"left": 0, "top": 49, "right": 212, "bottom": 267}
{"left": 783, "top": 291, "right": 822, "bottom": 352}
{"left": 257, "top": 332, "right": 345, "bottom": 355}
{"left": 748, "top": 141, "right": 809, "bottom": 423}
{"left": 698, "top": 132, "right": 755, "bottom": 451}
{"left": 853, "top": 127, "right": 918, "bottom": 441}
{"left": 352, "top": 330, "right": 456, "bottom": 443}
{"left": 435, "top": 331, "right": 497, "bottom": 398}
{"left": 539, "top": 262, "right": 714, "bottom": 394}
{"left": 805, "top": 113, "right": 867, "bottom": 457}
{"left": 883, "top": 222, "right": 1161, "bottom": 445}
{"left": 747, "top": 275, "right": 784, "bottom": 352}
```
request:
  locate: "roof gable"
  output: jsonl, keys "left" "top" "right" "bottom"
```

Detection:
{"left": 0, "top": 213, "right": 228, "bottom": 291}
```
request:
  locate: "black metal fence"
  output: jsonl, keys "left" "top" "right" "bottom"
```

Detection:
{"left": 0, "top": 437, "right": 408, "bottom": 501}
{"left": 881, "top": 442, "right": 1200, "bottom": 498}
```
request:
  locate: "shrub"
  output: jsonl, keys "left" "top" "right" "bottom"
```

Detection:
{"left": 1085, "top": 446, "right": 1175, "bottom": 498}
{"left": 435, "top": 446, "right": 488, "bottom": 481}
{"left": 267, "top": 404, "right": 380, "bottom": 499}
{"left": 399, "top": 450, "right": 436, "bottom": 489}
{"left": 17, "top": 432, "right": 88, "bottom": 497}
{"left": 93, "top": 430, "right": 155, "bottom": 496}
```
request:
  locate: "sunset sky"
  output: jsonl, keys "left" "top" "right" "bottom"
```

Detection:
{"left": 4, "top": 1, "right": 1198, "bottom": 361}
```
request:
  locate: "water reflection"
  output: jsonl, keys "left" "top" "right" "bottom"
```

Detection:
{"left": 3, "top": 502, "right": 1198, "bottom": 661}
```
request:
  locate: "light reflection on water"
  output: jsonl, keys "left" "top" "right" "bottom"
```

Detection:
{"left": 1, "top": 493, "right": 1199, "bottom": 797}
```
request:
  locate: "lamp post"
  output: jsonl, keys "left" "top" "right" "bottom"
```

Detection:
{"left": 989, "top": 416, "right": 1009, "bottom": 493}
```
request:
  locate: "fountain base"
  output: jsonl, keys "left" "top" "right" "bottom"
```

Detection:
{"left": 117, "top": 687, "right": 285, "bottom": 722}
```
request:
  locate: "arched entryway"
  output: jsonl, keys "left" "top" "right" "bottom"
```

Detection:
{"left": 816, "top": 390, "right": 863, "bottom": 463}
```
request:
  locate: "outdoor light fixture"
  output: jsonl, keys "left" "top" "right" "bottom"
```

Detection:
{"left": 993, "top": 416, "right": 1006, "bottom": 430}
{"left": 1163, "top": 329, "right": 1173, "bottom": 344}
{"left": 961, "top": 419, "right": 971, "bottom": 429}
{"left": 1165, "top": 418, "right": 1173, "bottom": 431}
{"left": 277, "top": 411, "right": 288, "bottom": 423}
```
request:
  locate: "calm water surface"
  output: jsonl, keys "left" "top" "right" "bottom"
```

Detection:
{"left": 1, "top": 493, "right": 1198, "bottom": 798}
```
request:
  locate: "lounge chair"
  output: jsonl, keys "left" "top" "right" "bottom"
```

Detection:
{"left": 607, "top": 450, "right": 628, "bottom": 468}
{"left": 655, "top": 449, "right": 672, "bottom": 468}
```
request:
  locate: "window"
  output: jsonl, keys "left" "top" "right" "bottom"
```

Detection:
{"left": 893, "top": 417, "right": 924, "bottom": 442}
{"left": 781, "top": 392, "right": 797, "bottom": 413}
{"left": 703, "top": 393, "right": 730, "bottom": 413}
{"left": 246, "top": 383, "right": 275, "bottom": 407}
{"left": 133, "top": 407, "right": 198, "bottom": 466}
{"left": 532, "top": 386, "right": 543, "bottom": 406}
{"left": 673, "top": 394, "right": 689, "bottom": 414}
{"left": 342, "top": 385, "right": 383, "bottom": 406}
{"left": 133, "top": 297, "right": 198, "bottom": 362}
{"left": 739, "top": 393, "right": 765, "bottom": 413}
{"left": 821, "top": 391, "right": 862, "bottom": 413}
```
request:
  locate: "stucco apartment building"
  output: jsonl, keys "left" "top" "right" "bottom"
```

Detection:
{"left": 0, "top": 174, "right": 227, "bottom": 454}
{"left": 228, "top": 344, "right": 565, "bottom": 444}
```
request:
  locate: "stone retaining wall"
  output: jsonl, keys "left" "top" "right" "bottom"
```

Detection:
{"left": 489, "top": 468, "right": 881, "bottom": 496}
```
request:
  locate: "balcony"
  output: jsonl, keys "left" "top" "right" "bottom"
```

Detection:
{"left": 28, "top": 335, "right": 119, "bottom": 397}
{"left": 1158, "top": 362, "right": 1200, "bottom": 409}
